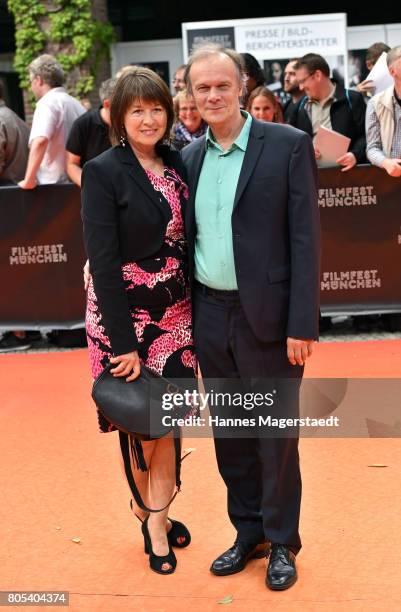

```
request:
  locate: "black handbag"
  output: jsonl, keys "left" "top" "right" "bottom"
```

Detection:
{"left": 92, "top": 361, "right": 181, "bottom": 440}
{"left": 91, "top": 362, "right": 191, "bottom": 513}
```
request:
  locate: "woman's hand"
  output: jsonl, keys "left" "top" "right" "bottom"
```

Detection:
{"left": 83, "top": 259, "right": 91, "bottom": 290}
{"left": 110, "top": 351, "right": 141, "bottom": 382}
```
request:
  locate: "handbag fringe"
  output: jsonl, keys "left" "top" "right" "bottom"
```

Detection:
{"left": 119, "top": 428, "right": 182, "bottom": 513}
{"left": 130, "top": 436, "right": 148, "bottom": 472}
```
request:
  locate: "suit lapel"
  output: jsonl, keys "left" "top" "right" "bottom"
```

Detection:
{"left": 233, "top": 119, "right": 264, "bottom": 210}
{"left": 115, "top": 145, "right": 170, "bottom": 222}
{"left": 185, "top": 141, "right": 206, "bottom": 236}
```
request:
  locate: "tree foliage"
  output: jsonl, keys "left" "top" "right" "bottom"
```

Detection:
{"left": 7, "top": 0, "right": 114, "bottom": 96}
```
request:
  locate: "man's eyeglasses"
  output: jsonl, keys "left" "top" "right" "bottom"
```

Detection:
{"left": 297, "top": 71, "right": 316, "bottom": 86}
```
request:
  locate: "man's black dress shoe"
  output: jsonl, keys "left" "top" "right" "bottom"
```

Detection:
{"left": 266, "top": 544, "right": 297, "bottom": 590}
{"left": 210, "top": 540, "right": 268, "bottom": 576}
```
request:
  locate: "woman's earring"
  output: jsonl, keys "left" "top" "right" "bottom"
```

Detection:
{"left": 120, "top": 127, "right": 126, "bottom": 147}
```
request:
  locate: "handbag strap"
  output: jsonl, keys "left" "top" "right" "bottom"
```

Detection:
{"left": 119, "top": 427, "right": 182, "bottom": 513}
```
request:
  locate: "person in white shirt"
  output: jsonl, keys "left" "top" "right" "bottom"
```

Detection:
{"left": 366, "top": 45, "right": 401, "bottom": 178}
{"left": 18, "top": 54, "right": 85, "bottom": 189}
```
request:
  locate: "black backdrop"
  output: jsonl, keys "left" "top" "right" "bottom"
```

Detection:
{"left": 1, "top": 166, "right": 400, "bottom": 328}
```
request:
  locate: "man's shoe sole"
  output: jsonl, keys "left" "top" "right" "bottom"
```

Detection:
{"left": 210, "top": 548, "right": 267, "bottom": 576}
{"left": 266, "top": 573, "right": 298, "bottom": 590}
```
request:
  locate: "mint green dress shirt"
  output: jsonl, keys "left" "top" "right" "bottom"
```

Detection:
{"left": 194, "top": 111, "right": 252, "bottom": 290}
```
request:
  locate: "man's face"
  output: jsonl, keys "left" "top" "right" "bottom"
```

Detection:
{"left": 365, "top": 59, "right": 375, "bottom": 72}
{"left": 295, "top": 67, "right": 323, "bottom": 100}
{"left": 189, "top": 55, "right": 243, "bottom": 129}
{"left": 29, "top": 73, "right": 42, "bottom": 100}
{"left": 284, "top": 61, "right": 299, "bottom": 94}
{"left": 173, "top": 68, "right": 185, "bottom": 93}
{"left": 389, "top": 56, "right": 401, "bottom": 82}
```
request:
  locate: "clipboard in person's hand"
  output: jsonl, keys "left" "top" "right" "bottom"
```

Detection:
{"left": 314, "top": 126, "right": 351, "bottom": 168}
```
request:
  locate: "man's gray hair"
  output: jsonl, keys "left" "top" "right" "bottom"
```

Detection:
{"left": 184, "top": 44, "right": 245, "bottom": 95}
{"left": 387, "top": 45, "right": 401, "bottom": 67}
{"left": 99, "top": 77, "right": 117, "bottom": 103}
{"left": 28, "top": 54, "right": 64, "bottom": 88}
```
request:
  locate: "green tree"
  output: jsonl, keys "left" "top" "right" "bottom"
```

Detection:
{"left": 7, "top": 0, "right": 114, "bottom": 116}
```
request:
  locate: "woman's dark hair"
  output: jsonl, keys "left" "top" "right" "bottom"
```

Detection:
{"left": 241, "top": 53, "right": 266, "bottom": 87}
{"left": 246, "top": 86, "right": 284, "bottom": 124}
{"left": 110, "top": 67, "right": 174, "bottom": 146}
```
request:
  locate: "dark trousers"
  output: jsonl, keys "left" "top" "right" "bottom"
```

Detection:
{"left": 193, "top": 285, "right": 303, "bottom": 554}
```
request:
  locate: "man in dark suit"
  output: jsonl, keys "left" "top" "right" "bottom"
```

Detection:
{"left": 290, "top": 53, "right": 367, "bottom": 170}
{"left": 181, "top": 45, "right": 320, "bottom": 591}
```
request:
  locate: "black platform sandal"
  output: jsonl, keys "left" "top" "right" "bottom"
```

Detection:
{"left": 141, "top": 516, "right": 177, "bottom": 575}
{"left": 131, "top": 502, "right": 191, "bottom": 549}
{"left": 167, "top": 518, "right": 191, "bottom": 548}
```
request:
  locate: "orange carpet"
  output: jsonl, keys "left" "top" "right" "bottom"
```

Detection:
{"left": 1, "top": 341, "right": 401, "bottom": 611}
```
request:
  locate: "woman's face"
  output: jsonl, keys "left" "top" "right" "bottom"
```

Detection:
{"left": 178, "top": 97, "right": 202, "bottom": 133}
{"left": 249, "top": 95, "right": 276, "bottom": 122}
{"left": 124, "top": 98, "right": 167, "bottom": 149}
{"left": 271, "top": 62, "right": 283, "bottom": 82}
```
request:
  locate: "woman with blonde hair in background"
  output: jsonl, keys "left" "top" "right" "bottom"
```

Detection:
{"left": 171, "top": 89, "right": 206, "bottom": 150}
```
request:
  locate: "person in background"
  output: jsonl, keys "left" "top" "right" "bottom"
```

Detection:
{"left": 290, "top": 53, "right": 366, "bottom": 171}
{"left": 66, "top": 78, "right": 117, "bottom": 187}
{"left": 18, "top": 54, "right": 85, "bottom": 190}
{"left": 171, "top": 89, "right": 207, "bottom": 150}
{"left": 0, "top": 82, "right": 32, "bottom": 351}
{"left": 172, "top": 65, "right": 187, "bottom": 94}
{"left": 0, "top": 79, "right": 29, "bottom": 185}
{"left": 240, "top": 53, "right": 266, "bottom": 108}
{"left": 115, "top": 65, "right": 137, "bottom": 79}
{"left": 356, "top": 42, "right": 391, "bottom": 99}
{"left": 366, "top": 45, "right": 401, "bottom": 178}
{"left": 271, "top": 61, "right": 283, "bottom": 84}
{"left": 246, "top": 86, "right": 284, "bottom": 123}
{"left": 283, "top": 59, "right": 303, "bottom": 122}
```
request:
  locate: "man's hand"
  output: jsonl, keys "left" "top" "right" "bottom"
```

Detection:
{"left": 110, "top": 351, "right": 141, "bottom": 382}
{"left": 382, "top": 158, "right": 401, "bottom": 178}
{"left": 20, "top": 136, "right": 48, "bottom": 190}
{"left": 83, "top": 259, "right": 91, "bottom": 290}
{"left": 336, "top": 152, "right": 357, "bottom": 172}
{"left": 287, "top": 337, "right": 315, "bottom": 366}
{"left": 356, "top": 79, "right": 375, "bottom": 95}
{"left": 313, "top": 145, "right": 321, "bottom": 160}
{"left": 18, "top": 178, "right": 37, "bottom": 190}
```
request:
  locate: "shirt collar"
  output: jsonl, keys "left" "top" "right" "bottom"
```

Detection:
{"left": 205, "top": 110, "right": 252, "bottom": 152}
{"left": 40, "top": 86, "right": 66, "bottom": 101}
